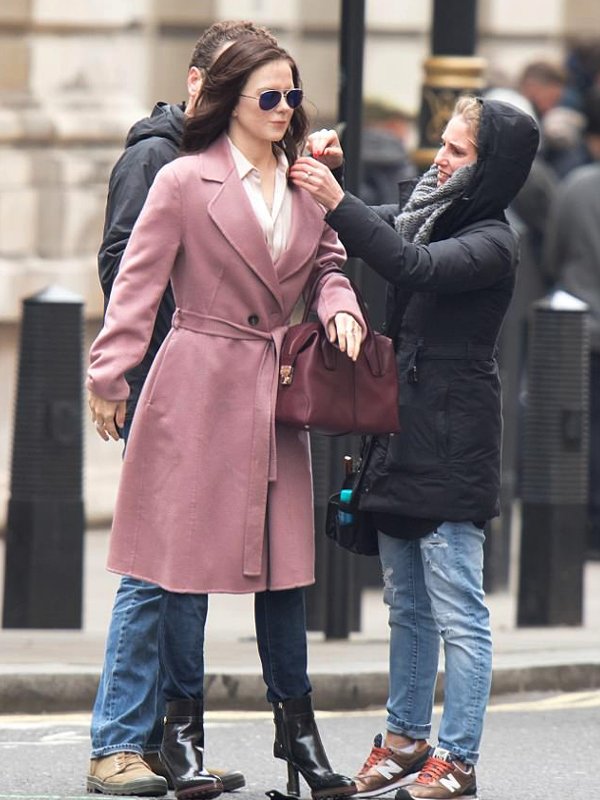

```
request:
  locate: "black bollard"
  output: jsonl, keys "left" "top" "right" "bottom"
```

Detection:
{"left": 517, "top": 292, "right": 589, "bottom": 626}
{"left": 3, "top": 286, "right": 85, "bottom": 629}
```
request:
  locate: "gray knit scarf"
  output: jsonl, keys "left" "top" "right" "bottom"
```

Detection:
{"left": 395, "top": 163, "right": 476, "bottom": 244}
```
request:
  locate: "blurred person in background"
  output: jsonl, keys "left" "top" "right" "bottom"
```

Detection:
{"left": 518, "top": 60, "right": 566, "bottom": 119}
{"left": 483, "top": 87, "right": 557, "bottom": 508}
{"left": 561, "top": 38, "right": 600, "bottom": 111}
{"left": 544, "top": 86, "right": 600, "bottom": 559}
{"left": 521, "top": 44, "right": 600, "bottom": 179}
{"left": 359, "top": 98, "right": 417, "bottom": 205}
{"left": 517, "top": 59, "right": 585, "bottom": 178}
{"left": 544, "top": 85, "right": 600, "bottom": 177}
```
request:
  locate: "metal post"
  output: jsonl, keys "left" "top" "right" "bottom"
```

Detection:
{"left": 414, "top": 0, "right": 485, "bottom": 170}
{"left": 3, "top": 286, "right": 85, "bottom": 629}
{"left": 324, "top": 0, "right": 365, "bottom": 639}
{"left": 517, "top": 292, "right": 589, "bottom": 626}
{"left": 338, "top": 0, "right": 365, "bottom": 198}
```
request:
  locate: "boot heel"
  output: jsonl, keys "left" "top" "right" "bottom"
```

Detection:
{"left": 270, "top": 696, "right": 356, "bottom": 800}
{"left": 286, "top": 762, "right": 300, "bottom": 797}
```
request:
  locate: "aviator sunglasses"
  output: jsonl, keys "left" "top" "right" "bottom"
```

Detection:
{"left": 239, "top": 88, "right": 303, "bottom": 111}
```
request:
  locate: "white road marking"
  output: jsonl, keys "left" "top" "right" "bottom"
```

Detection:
{"left": 0, "top": 690, "right": 599, "bottom": 735}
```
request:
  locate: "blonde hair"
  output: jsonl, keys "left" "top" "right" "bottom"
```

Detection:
{"left": 453, "top": 95, "right": 482, "bottom": 146}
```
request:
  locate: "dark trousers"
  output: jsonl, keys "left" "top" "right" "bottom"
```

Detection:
{"left": 160, "top": 588, "right": 312, "bottom": 704}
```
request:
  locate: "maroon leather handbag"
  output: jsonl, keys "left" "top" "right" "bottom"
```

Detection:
{"left": 275, "top": 268, "right": 400, "bottom": 436}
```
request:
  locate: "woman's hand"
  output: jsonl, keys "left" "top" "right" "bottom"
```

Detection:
{"left": 306, "top": 128, "right": 344, "bottom": 169}
{"left": 289, "top": 157, "right": 345, "bottom": 211}
{"left": 88, "top": 391, "right": 126, "bottom": 442}
{"left": 327, "top": 313, "right": 364, "bottom": 362}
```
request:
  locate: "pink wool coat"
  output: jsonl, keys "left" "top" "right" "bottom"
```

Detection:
{"left": 88, "top": 134, "right": 364, "bottom": 594}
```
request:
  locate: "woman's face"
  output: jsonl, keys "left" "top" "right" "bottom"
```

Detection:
{"left": 434, "top": 114, "right": 478, "bottom": 186}
{"left": 231, "top": 58, "right": 296, "bottom": 146}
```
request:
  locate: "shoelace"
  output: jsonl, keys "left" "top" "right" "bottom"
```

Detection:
{"left": 117, "top": 753, "right": 147, "bottom": 773}
{"left": 415, "top": 756, "right": 454, "bottom": 785}
{"left": 358, "top": 746, "right": 391, "bottom": 775}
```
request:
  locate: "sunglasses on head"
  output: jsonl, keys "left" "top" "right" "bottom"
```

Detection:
{"left": 240, "top": 88, "right": 303, "bottom": 111}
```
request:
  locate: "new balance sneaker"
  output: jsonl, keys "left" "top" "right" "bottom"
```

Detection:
{"left": 354, "top": 733, "right": 430, "bottom": 797}
{"left": 394, "top": 748, "right": 478, "bottom": 799}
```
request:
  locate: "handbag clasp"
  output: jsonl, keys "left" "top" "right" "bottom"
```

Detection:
{"left": 279, "top": 365, "right": 294, "bottom": 385}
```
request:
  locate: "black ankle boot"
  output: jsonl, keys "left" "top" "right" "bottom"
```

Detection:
{"left": 270, "top": 695, "right": 356, "bottom": 799}
{"left": 159, "top": 699, "right": 223, "bottom": 800}
{"left": 272, "top": 700, "right": 286, "bottom": 760}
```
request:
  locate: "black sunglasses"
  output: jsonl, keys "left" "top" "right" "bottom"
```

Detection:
{"left": 239, "top": 88, "right": 303, "bottom": 112}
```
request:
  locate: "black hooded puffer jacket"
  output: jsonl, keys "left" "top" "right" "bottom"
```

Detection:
{"left": 98, "top": 102, "right": 185, "bottom": 425}
{"left": 326, "top": 99, "right": 539, "bottom": 522}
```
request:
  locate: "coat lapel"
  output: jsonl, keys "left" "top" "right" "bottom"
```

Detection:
{"left": 275, "top": 188, "right": 328, "bottom": 286}
{"left": 203, "top": 137, "right": 284, "bottom": 311}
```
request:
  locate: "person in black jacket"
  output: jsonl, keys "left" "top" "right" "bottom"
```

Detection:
{"left": 88, "top": 21, "right": 278, "bottom": 799}
{"left": 291, "top": 97, "right": 538, "bottom": 800}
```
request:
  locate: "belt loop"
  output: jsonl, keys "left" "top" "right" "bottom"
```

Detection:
{"left": 172, "top": 309, "right": 180, "bottom": 329}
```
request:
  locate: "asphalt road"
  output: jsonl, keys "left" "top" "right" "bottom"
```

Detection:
{"left": 0, "top": 690, "right": 598, "bottom": 799}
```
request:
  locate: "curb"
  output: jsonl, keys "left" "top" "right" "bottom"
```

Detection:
{"left": 1, "top": 664, "right": 600, "bottom": 714}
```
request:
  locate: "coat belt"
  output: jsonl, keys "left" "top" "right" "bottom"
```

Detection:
{"left": 172, "top": 308, "right": 287, "bottom": 578}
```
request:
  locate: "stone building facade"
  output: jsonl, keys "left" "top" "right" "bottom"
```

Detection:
{"left": 0, "top": 0, "right": 595, "bottom": 526}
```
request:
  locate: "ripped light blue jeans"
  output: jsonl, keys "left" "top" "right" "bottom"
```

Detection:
{"left": 378, "top": 521, "right": 492, "bottom": 765}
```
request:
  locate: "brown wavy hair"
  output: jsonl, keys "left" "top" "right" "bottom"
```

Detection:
{"left": 181, "top": 37, "right": 309, "bottom": 166}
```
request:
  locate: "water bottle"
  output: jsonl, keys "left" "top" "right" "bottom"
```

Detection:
{"left": 338, "top": 457, "right": 354, "bottom": 526}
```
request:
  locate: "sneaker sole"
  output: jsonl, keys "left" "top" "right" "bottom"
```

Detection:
{"left": 354, "top": 772, "right": 421, "bottom": 798}
{"left": 86, "top": 775, "right": 168, "bottom": 797}
{"left": 311, "top": 786, "right": 359, "bottom": 800}
{"left": 395, "top": 789, "right": 478, "bottom": 800}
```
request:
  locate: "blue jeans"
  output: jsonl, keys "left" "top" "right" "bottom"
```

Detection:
{"left": 90, "top": 580, "right": 311, "bottom": 758}
{"left": 378, "top": 521, "right": 492, "bottom": 765}
{"left": 91, "top": 577, "right": 165, "bottom": 757}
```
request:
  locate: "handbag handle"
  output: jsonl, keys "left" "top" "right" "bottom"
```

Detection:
{"left": 302, "top": 266, "right": 385, "bottom": 377}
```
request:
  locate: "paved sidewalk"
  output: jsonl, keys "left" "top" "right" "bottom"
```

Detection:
{"left": 1, "top": 528, "right": 599, "bottom": 713}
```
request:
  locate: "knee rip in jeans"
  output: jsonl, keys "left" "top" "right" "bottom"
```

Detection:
{"left": 437, "top": 613, "right": 454, "bottom": 639}
{"left": 382, "top": 569, "right": 399, "bottom": 609}
{"left": 422, "top": 544, "right": 449, "bottom": 581}
{"left": 382, "top": 566, "right": 394, "bottom": 589}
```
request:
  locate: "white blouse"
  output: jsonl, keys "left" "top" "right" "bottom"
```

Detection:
{"left": 227, "top": 137, "right": 292, "bottom": 264}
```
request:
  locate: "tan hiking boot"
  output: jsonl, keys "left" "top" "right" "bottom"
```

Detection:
{"left": 395, "top": 748, "right": 478, "bottom": 799}
{"left": 87, "top": 752, "right": 168, "bottom": 796}
{"left": 144, "top": 752, "right": 246, "bottom": 792}
{"left": 354, "top": 733, "right": 430, "bottom": 797}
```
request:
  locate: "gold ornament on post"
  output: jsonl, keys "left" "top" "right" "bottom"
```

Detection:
{"left": 413, "top": 55, "right": 487, "bottom": 171}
